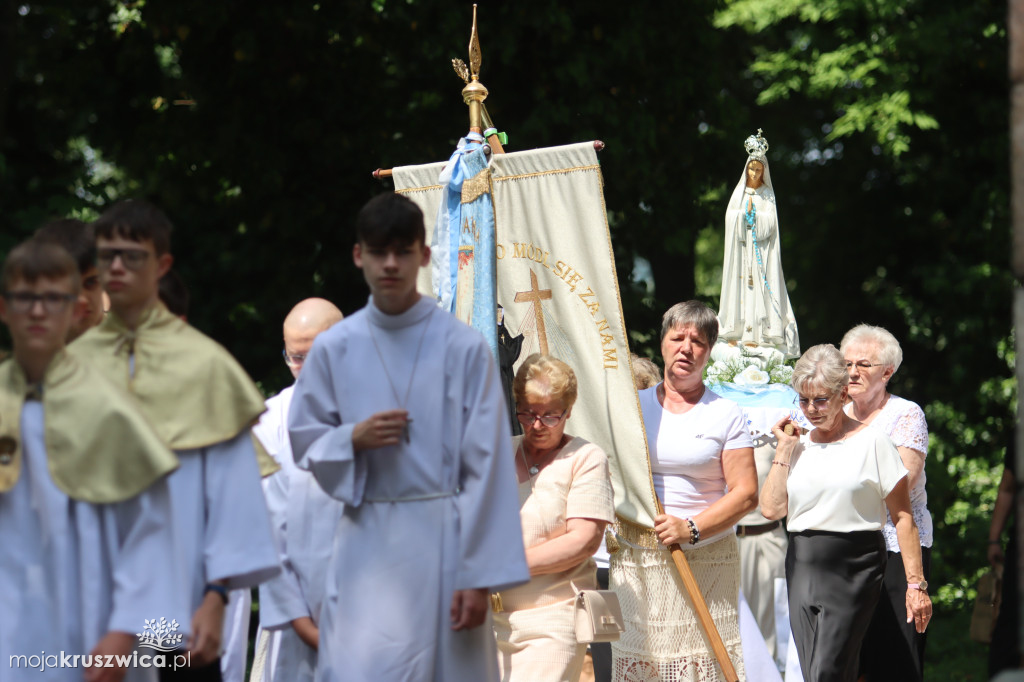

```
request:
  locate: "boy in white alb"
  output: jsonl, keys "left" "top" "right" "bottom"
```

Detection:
{"left": 288, "top": 193, "right": 529, "bottom": 681}
{"left": 0, "top": 240, "right": 185, "bottom": 682}
{"left": 70, "top": 200, "right": 281, "bottom": 679}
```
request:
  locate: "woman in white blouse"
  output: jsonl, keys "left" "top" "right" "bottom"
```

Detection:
{"left": 840, "top": 324, "right": 932, "bottom": 681}
{"left": 611, "top": 301, "right": 757, "bottom": 682}
{"left": 761, "top": 344, "right": 931, "bottom": 682}
{"left": 493, "top": 354, "right": 615, "bottom": 682}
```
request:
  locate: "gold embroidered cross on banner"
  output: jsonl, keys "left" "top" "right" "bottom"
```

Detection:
{"left": 514, "top": 269, "right": 552, "bottom": 355}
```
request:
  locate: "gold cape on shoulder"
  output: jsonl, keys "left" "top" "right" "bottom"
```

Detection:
{"left": 0, "top": 351, "right": 179, "bottom": 503}
{"left": 70, "top": 303, "right": 278, "bottom": 476}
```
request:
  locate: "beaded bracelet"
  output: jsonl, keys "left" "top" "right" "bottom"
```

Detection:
{"left": 685, "top": 517, "right": 700, "bottom": 545}
{"left": 772, "top": 459, "right": 790, "bottom": 468}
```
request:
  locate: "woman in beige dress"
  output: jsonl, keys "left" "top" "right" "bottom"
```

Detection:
{"left": 493, "top": 354, "right": 616, "bottom": 682}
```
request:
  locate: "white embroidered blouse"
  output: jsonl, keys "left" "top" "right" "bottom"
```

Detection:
{"left": 847, "top": 394, "right": 933, "bottom": 551}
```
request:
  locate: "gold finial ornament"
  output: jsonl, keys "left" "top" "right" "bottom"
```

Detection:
{"left": 461, "top": 4, "right": 488, "bottom": 133}
{"left": 468, "top": 5, "right": 482, "bottom": 79}
{"left": 452, "top": 58, "right": 470, "bottom": 84}
{"left": 452, "top": 58, "right": 498, "bottom": 135}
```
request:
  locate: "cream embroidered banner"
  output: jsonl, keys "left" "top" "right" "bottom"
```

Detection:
{"left": 393, "top": 141, "right": 657, "bottom": 527}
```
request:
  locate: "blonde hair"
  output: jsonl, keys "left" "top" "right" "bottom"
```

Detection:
{"left": 513, "top": 354, "right": 578, "bottom": 410}
{"left": 631, "top": 353, "right": 662, "bottom": 389}
{"left": 790, "top": 344, "right": 849, "bottom": 396}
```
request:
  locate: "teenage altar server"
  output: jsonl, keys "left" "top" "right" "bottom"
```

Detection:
{"left": 71, "top": 200, "right": 281, "bottom": 678}
{"left": 251, "top": 297, "right": 344, "bottom": 682}
{"left": 288, "top": 193, "right": 529, "bottom": 681}
{"left": 0, "top": 240, "right": 185, "bottom": 682}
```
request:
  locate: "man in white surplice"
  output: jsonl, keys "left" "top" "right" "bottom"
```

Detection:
{"left": 252, "top": 298, "right": 345, "bottom": 682}
{"left": 288, "top": 193, "right": 529, "bottom": 682}
{"left": 0, "top": 240, "right": 185, "bottom": 682}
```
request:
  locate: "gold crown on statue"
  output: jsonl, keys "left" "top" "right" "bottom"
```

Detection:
{"left": 744, "top": 129, "right": 769, "bottom": 159}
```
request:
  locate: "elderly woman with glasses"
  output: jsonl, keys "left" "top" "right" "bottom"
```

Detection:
{"left": 492, "top": 354, "right": 615, "bottom": 682}
{"left": 611, "top": 301, "right": 757, "bottom": 681}
{"left": 761, "top": 344, "right": 931, "bottom": 682}
{"left": 839, "top": 324, "right": 933, "bottom": 682}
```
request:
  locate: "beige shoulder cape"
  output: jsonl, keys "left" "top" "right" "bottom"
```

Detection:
{"left": 0, "top": 351, "right": 179, "bottom": 503}
{"left": 70, "top": 303, "right": 278, "bottom": 476}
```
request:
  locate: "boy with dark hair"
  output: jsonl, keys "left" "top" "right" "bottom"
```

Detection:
{"left": 0, "top": 239, "right": 184, "bottom": 682}
{"left": 92, "top": 199, "right": 173, "bottom": 256}
{"left": 33, "top": 218, "right": 105, "bottom": 339}
{"left": 354, "top": 190, "right": 427, "bottom": 247}
{"left": 288, "top": 193, "right": 528, "bottom": 681}
{"left": 71, "top": 199, "right": 280, "bottom": 680}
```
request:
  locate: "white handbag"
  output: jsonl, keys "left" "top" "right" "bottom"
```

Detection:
{"left": 573, "top": 586, "right": 625, "bottom": 643}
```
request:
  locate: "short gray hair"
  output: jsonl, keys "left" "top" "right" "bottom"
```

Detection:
{"left": 791, "top": 344, "right": 849, "bottom": 396}
{"left": 660, "top": 301, "right": 719, "bottom": 347}
{"left": 839, "top": 324, "right": 903, "bottom": 374}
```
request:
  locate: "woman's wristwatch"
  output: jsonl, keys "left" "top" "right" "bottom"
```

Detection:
{"left": 907, "top": 581, "right": 929, "bottom": 592}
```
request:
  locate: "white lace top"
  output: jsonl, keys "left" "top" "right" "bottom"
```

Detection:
{"left": 846, "top": 394, "right": 933, "bottom": 551}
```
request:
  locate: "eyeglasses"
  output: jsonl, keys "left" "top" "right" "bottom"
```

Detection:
{"left": 845, "top": 361, "right": 884, "bottom": 370}
{"left": 2, "top": 291, "right": 76, "bottom": 314}
{"left": 516, "top": 410, "right": 567, "bottom": 427}
{"left": 283, "top": 350, "right": 307, "bottom": 367}
{"left": 798, "top": 396, "right": 833, "bottom": 410}
{"left": 96, "top": 248, "right": 151, "bottom": 271}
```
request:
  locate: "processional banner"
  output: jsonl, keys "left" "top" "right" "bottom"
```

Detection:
{"left": 392, "top": 141, "right": 658, "bottom": 528}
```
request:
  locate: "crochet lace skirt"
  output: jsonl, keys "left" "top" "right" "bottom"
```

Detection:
{"left": 609, "top": 528, "right": 745, "bottom": 682}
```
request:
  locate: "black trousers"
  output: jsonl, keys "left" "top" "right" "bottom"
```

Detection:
{"left": 989, "top": 529, "right": 1021, "bottom": 677}
{"left": 858, "top": 547, "right": 931, "bottom": 682}
{"left": 590, "top": 567, "right": 613, "bottom": 682}
{"left": 787, "top": 530, "right": 886, "bottom": 682}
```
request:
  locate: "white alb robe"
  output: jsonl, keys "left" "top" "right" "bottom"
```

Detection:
{"left": 220, "top": 588, "right": 251, "bottom": 682}
{"left": 288, "top": 296, "right": 529, "bottom": 682}
{"left": 0, "top": 402, "right": 185, "bottom": 682}
{"left": 166, "top": 432, "right": 281, "bottom": 613}
{"left": 718, "top": 156, "right": 800, "bottom": 358}
{"left": 253, "top": 385, "right": 344, "bottom": 682}
{"left": 123, "top": 351, "right": 281, "bottom": 615}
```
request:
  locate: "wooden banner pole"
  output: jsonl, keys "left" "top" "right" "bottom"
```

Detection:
{"left": 656, "top": 499, "right": 740, "bottom": 682}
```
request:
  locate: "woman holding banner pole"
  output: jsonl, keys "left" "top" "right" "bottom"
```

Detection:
{"left": 610, "top": 301, "right": 757, "bottom": 682}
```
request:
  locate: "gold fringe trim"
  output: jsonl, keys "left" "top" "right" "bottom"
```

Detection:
{"left": 615, "top": 517, "right": 663, "bottom": 550}
{"left": 394, "top": 184, "right": 443, "bottom": 194}
{"left": 492, "top": 164, "right": 601, "bottom": 184}
{"left": 394, "top": 163, "right": 601, "bottom": 196}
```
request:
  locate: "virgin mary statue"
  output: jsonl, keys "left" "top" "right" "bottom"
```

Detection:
{"left": 717, "top": 130, "right": 800, "bottom": 359}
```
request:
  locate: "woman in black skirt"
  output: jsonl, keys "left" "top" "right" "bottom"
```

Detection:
{"left": 759, "top": 344, "right": 932, "bottom": 682}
